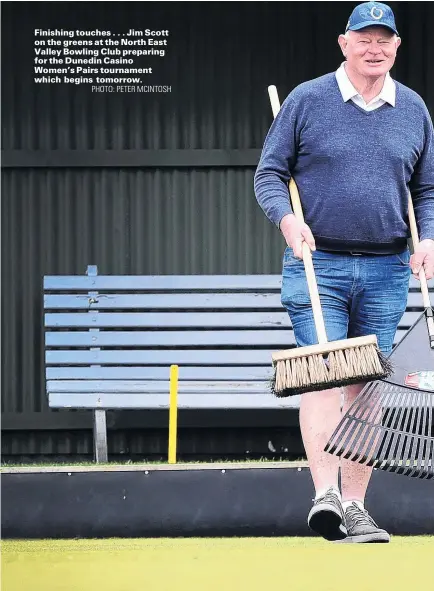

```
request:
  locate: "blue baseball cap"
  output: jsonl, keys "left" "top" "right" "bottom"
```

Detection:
{"left": 346, "top": 2, "right": 399, "bottom": 36}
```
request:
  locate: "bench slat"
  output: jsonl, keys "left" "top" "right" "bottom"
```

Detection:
{"left": 47, "top": 380, "right": 274, "bottom": 393}
{"left": 46, "top": 349, "right": 284, "bottom": 365}
{"left": 46, "top": 366, "right": 274, "bottom": 380}
{"left": 43, "top": 275, "right": 433, "bottom": 292}
{"left": 48, "top": 392, "right": 300, "bottom": 409}
{"left": 45, "top": 330, "right": 407, "bottom": 364}
{"left": 45, "top": 330, "right": 294, "bottom": 347}
{"left": 44, "top": 311, "right": 422, "bottom": 329}
{"left": 44, "top": 293, "right": 284, "bottom": 310}
{"left": 44, "top": 291, "right": 431, "bottom": 310}
{"left": 47, "top": 391, "right": 421, "bottom": 410}
{"left": 44, "top": 311, "right": 289, "bottom": 328}
{"left": 45, "top": 324, "right": 415, "bottom": 348}
{"left": 44, "top": 275, "right": 282, "bottom": 291}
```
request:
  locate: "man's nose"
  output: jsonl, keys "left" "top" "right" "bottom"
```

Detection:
{"left": 368, "top": 44, "right": 382, "bottom": 54}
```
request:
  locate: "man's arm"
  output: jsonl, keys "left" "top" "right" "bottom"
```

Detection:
{"left": 409, "top": 107, "right": 434, "bottom": 280}
{"left": 410, "top": 107, "right": 434, "bottom": 241}
{"left": 253, "top": 96, "right": 316, "bottom": 256}
{"left": 253, "top": 96, "right": 299, "bottom": 229}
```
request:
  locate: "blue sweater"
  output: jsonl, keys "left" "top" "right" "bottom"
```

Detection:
{"left": 254, "top": 73, "right": 434, "bottom": 254}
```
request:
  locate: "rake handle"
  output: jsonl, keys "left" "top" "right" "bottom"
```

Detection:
{"left": 407, "top": 193, "right": 434, "bottom": 338}
{"left": 268, "top": 85, "right": 328, "bottom": 345}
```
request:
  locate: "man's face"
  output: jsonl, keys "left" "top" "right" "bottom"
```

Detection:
{"left": 339, "top": 27, "right": 401, "bottom": 78}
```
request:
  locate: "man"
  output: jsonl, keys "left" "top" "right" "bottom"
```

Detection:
{"left": 254, "top": 2, "right": 434, "bottom": 543}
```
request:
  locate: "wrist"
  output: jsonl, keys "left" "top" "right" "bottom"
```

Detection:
{"left": 279, "top": 213, "right": 296, "bottom": 231}
{"left": 418, "top": 238, "right": 434, "bottom": 247}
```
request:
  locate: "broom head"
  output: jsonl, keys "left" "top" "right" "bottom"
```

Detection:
{"left": 271, "top": 334, "right": 393, "bottom": 398}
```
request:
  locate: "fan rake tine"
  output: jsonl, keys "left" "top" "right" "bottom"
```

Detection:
{"left": 349, "top": 384, "right": 396, "bottom": 465}
{"left": 409, "top": 391, "right": 433, "bottom": 478}
{"left": 427, "top": 438, "right": 434, "bottom": 479}
{"left": 346, "top": 397, "right": 383, "bottom": 463}
{"left": 406, "top": 427, "right": 423, "bottom": 477}
{"left": 392, "top": 388, "right": 418, "bottom": 474}
{"left": 370, "top": 386, "right": 401, "bottom": 468}
{"left": 327, "top": 385, "right": 373, "bottom": 457}
{"left": 404, "top": 397, "right": 426, "bottom": 477}
{"left": 409, "top": 391, "right": 427, "bottom": 478}
{"left": 426, "top": 397, "right": 434, "bottom": 479}
{"left": 412, "top": 435, "right": 433, "bottom": 479}
{"left": 326, "top": 388, "right": 372, "bottom": 459}
{"left": 423, "top": 393, "right": 434, "bottom": 479}
{"left": 340, "top": 383, "right": 384, "bottom": 461}
{"left": 336, "top": 383, "right": 382, "bottom": 461}
{"left": 325, "top": 385, "right": 371, "bottom": 455}
{"left": 377, "top": 385, "right": 412, "bottom": 472}
{"left": 397, "top": 390, "right": 420, "bottom": 477}
{"left": 395, "top": 390, "right": 421, "bottom": 474}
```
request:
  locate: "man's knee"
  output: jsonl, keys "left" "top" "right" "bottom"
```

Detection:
{"left": 344, "top": 382, "right": 367, "bottom": 403}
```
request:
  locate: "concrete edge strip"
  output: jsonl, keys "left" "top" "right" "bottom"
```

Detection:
{"left": 0, "top": 461, "right": 310, "bottom": 474}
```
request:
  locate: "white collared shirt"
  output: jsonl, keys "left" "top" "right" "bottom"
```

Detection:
{"left": 335, "top": 62, "right": 396, "bottom": 111}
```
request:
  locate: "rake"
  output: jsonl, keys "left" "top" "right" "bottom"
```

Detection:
{"left": 325, "top": 194, "right": 434, "bottom": 479}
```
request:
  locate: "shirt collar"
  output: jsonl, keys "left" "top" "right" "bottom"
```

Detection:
{"left": 335, "top": 62, "right": 396, "bottom": 107}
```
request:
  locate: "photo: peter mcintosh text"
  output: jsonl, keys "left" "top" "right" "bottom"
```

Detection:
{"left": 92, "top": 85, "right": 172, "bottom": 93}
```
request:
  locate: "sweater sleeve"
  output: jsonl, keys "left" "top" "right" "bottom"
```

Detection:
{"left": 254, "top": 97, "right": 299, "bottom": 229}
{"left": 409, "top": 107, "right": 434, "bottom": 241}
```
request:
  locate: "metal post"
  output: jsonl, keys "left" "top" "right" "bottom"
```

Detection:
{"left": 93, "top": 409, "right": 108, "bottom": 463}
{"left": 86, "top": 265, "right": 106, "bottom": 463}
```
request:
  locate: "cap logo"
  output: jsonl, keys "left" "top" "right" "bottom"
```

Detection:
{"left": 370, "top": 6, "right": 384, "bottom": 20}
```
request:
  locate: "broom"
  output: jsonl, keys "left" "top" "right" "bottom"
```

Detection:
{"left": 267, "top": 85, "right": 393, "bottom": 398}
{"left": 325, "top": 193, "right": 434, "bottom": 479}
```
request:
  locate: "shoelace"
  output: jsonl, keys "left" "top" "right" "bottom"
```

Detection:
{"left": 346, "top": 502, "right": 379, "bottom": 528}
{"left": 313, "top": 489, "right": 343, "bottom": 516}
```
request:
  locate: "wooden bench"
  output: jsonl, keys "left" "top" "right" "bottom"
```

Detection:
{"left": 44, "top": 265, "right": 432, "bottom": 462}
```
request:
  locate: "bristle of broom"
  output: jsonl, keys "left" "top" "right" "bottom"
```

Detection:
{"left": 270, "top": 343, "right": 393, "bottom": 398}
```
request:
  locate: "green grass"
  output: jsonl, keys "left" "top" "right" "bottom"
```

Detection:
{"left": 1, "top": 458, "right": 306, "bottom": 469}
{"left": 2, "top": 537, "right": 433, "bottom": 591}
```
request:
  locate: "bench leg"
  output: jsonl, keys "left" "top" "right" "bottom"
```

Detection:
{"left": 93, "top": 409, "right": 108, "bottom": 463}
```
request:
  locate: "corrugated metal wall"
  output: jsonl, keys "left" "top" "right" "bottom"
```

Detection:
{"left": 2, "top": 169, "right": 284, "bottom": 410}
{"left": 2, "top": 2, "right": 434, "bottom": 459}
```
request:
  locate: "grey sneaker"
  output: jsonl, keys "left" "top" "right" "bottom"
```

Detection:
{"left": 307, "top": 487, "right": 347, "bottom": 541}
{"left": 337, "top": 502, "right": 390, "bottom": 543}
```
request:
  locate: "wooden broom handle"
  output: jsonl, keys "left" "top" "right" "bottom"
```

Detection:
{"left": 268, "top": 85, "right": 328, "bottom": 345}
{"left": 407, "top": 193, "right": 433, "bottom": 334}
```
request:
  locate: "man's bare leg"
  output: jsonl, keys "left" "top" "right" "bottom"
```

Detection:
{"left": 300, "top": 386, "right": 347, "bottom": 540}
{"left": 300, "top": 387, "right": 342, "bottom": 494}
{"left": 338, "top": 382, "right": 391, "bottom": 543}
{"left": 340, "top": 383, "right": 373, "bottom": 504}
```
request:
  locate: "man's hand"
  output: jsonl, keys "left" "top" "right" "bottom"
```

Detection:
{"left": 410, "top": 239, "right": 434, "bottom": 281}
{"left": 279, "top": 214, "right": 316, "bottom": 259}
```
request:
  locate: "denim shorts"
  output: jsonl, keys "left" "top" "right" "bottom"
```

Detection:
{"left": 281, "top": 247, "right": 411, "bottom": 355}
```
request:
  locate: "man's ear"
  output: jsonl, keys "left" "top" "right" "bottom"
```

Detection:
{"left": 338, "top": 34, "right": 348, "bottom": 57}
{"left": 395, "top": 36, "right": 402, "bottom": 51}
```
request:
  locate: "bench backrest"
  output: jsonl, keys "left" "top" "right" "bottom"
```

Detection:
{"left": 45, "top": 266, "right": 291, "bottom": 384}
{"left": 44, "top": 265, "right": 432, "bottom": 403}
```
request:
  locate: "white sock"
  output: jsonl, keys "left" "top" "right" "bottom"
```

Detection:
{"left": 342, "top": 500, "right": 364, "bottom": 512}
{"left": 315, "top": 486, "right": 341, "bottom": 501}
